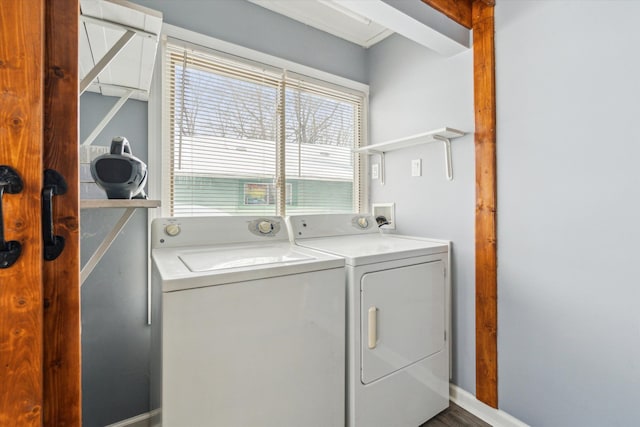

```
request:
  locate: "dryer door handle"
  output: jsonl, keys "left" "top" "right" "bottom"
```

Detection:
{"left": 368, "top": 306, "right": 378, "bottom": 349}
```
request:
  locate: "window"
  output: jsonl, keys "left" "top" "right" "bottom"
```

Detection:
{"left": 164, "top": 40, "right": 365, "bottom": 216}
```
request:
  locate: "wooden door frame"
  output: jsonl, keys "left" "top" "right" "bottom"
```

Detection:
{"left": 43, "top": 0, "right": 81, "bottom": 425}
{"left": 421, "top": 0, "right": 498, "bottom": 408}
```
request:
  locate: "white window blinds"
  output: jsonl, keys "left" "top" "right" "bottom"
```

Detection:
{"left": 165, "top": 41, "right": 364, "bottom": 217}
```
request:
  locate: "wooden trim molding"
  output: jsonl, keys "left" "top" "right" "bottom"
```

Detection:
{"left": 421, "top": 0, "right": 473, "bottom": 29}
{"left": 472, "top": 0, "right": 498, "bottom": 409}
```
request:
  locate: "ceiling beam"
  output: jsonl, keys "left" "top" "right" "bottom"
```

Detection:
{"left": 338, "top": 0, "right": 470, "bottom": 56}
{"left": 421, "top": 0, "right": 473, "bottom": 29}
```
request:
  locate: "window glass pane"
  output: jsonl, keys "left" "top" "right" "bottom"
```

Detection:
{"left": 166, "top": 42, "right": 363, "bottom": 216}
{"left": 168, "top": 50, "right": 279, "bottom": 216}
{"left": 284, "top": 86, "right": 358, "bottom": 214}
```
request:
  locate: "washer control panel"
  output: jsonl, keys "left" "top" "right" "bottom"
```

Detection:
{"left": 151, "top": 216, "right": 288, "bottom": 249}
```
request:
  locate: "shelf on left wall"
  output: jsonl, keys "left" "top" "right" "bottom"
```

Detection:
{"left": 80, "top": 199, "right": 161, "bottom": 209}
{"left": 80, "top": 199, "right": 161, "bottom": 286}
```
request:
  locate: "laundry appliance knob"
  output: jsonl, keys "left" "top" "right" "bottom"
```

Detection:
{"left": 164, "top": 224, "right": 181, "bottom": 237}
{"left": 258, "top": 221, "right": 273, "bottom": 234}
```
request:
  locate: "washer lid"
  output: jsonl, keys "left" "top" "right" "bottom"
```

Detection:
{"left": 295, "top": 234, "right": 448, "bottom": 266}
{"left": 153, "top": 241, "right": 344, "bottom": 292}
{"left": 179, "top": 244, "right": 314, "bottom": 272}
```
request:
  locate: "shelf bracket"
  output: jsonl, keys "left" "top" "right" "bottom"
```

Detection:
{"left": 80, "top": 207, "right": 137, "bottom": 286}
{"left": 82, "top": 89, "right": 134, "bottom": 146}
{"left": 80, "top": 15, "right": 158, "bottom": 40}
{"left": 82, "top": 89, "right": 133, "bottom": 145}
{"left": 434, "top": 135, "right": 454, "bottom": 181}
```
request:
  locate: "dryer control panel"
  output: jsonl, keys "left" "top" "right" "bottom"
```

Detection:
{"left": 287, "top": 214, "right": 378, "bottom": 240}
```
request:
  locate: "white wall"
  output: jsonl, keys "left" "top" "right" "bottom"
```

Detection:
{"left": 367, "top": 35, "right": 475, "bottom": 392}
{"left": 496, "top": 1, "right": 640, "bottom": 425}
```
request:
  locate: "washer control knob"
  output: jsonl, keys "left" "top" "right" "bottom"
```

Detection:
{"left": 164, "top": 224, "right": 181, "bottom": 237}
{"left": 357, "top": 217, "right": 369, "bottom": 229}
{"left": 258, "top": 220, "right": 273, "bottom": 234}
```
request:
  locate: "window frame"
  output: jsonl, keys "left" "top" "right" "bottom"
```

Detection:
{"left": 148, "top": 24, "right": 370, "bottom": 218}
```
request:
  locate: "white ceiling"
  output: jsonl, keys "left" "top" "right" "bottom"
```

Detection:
{"left": 248, "top": 0, "right": 394, "bottom": 48}
{"left": 247, "top": 0, "right": 470, "bottom": 56}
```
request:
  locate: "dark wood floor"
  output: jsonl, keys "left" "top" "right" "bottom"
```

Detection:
{"left": 421, "top": 402, "right": 492, "bottom": 427}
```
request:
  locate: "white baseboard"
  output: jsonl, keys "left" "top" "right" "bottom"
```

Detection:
{"left": 450, "top": 384, "right": 530, "bottom": 427}
{"left": 106, "top": 386, "right": 527, "bottom": 427}
{"left": 105, "top": 412, "right": 150, "bottom": 427}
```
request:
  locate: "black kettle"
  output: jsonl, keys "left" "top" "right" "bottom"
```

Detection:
{"left": 90, "top": 136, "right": 148, "bottom": 199}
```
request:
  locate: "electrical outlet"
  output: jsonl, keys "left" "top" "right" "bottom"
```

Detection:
{"left": 372, "top": 163, "right": 379, "bottom": 180}
{"left": 411, "top": 159, "right": 422, "bottom": 177}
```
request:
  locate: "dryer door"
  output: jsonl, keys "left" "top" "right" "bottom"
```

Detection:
{"left": 360, "top": 261, "right": 445, "bottom": 384}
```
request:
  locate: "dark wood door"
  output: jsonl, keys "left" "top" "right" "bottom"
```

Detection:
{"left": 0, "top": 1, "right": 46, "bottom": 424}
{"left": 0, "top": 0, "right": 80, "bottom": 425}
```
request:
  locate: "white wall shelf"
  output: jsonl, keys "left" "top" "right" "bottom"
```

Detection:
{"left": 80, "top": 199, "right": 161, "bottom": 286}
{"left": 79, "top": 0, "right": 162, "bottom": 145}
{"left": 356, "top": 127, "right": 465, "bottom": 184}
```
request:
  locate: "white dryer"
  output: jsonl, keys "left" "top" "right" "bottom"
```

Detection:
{"left": 287, "top": 213, "right": 451, "bottom": 427}
{"left": 150, "top": 216, "right": 345, "bottom": 427}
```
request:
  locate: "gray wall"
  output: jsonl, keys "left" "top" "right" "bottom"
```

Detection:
{"left": 367, "top": 35, "right": 475, "bottom": 392}
{"left": 80, "top": 93, "right": 150, "bottom": 427}
{"left": 81, "top": 1, "right": 367, "bottom": 425}
{"left": 495, "top": 1, "right": 640, "bottom": 425}
{"left": 131, "top": 0, "right": 367, "bottom": 84}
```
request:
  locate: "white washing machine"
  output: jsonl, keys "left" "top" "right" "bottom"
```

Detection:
{"left": 287, "top": 213, "right": 451, "bottom": 427}
{"left": 150, "top": 216, "right": 345, "bottom": 427}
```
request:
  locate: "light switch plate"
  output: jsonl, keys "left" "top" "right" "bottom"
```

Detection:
{"left": 411, "top": 159, "right": 422, "bottom": 177}
{"left": 372, "top": 163, "right": 379, "bottom": 180}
